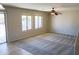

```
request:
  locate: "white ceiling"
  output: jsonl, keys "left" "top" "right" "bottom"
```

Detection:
{"left": 2, "top": 3, "right": 79, "bottom": 11}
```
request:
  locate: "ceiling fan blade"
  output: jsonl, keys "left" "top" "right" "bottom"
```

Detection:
{"left": 56, "top": 12, "right": 62, "bottom": 14}
{"left": 55, "top": 12, "right": 58, "bottom": 15}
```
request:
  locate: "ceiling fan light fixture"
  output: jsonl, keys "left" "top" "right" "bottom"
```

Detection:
{"left": 51, "top": 12, "right": 55, "bottom": 15}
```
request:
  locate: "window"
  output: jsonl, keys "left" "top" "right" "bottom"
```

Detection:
{"left": 28, "top": 16, "right": 32, "bottom": 29}
{"left": 22, "top": 15, "right": 32, "bottom": 31}
{"left": 35, "top": 16, "right": 42, "bottom": 29}
{"left": 22, "top": 15, "right": 27, "bottom": 31}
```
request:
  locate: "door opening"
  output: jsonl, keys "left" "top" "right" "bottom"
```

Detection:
{"left": 0, "top": 12, "right": 6, "bottom": 44}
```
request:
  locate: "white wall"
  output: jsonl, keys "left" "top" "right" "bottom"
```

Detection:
{"left": 5, "top": 6, "right": 49, "bottom": 42}
{"left": 49, "top": 10, "right": 79, "bottom": 36}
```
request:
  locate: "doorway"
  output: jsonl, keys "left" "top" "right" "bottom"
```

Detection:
{"left": 0, "top": 12, "right": 6, "bottom": 44}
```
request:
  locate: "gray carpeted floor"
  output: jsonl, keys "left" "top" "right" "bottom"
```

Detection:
{"left": 12, "top": 33, "right": 76, "bottom": 55}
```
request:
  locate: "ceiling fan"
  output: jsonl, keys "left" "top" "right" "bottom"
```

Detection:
{"left": 50, "top": 8, "right": 62, "bottom": 15}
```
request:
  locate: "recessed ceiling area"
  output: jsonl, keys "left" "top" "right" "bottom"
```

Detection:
{"left": 2, "top": 3, "right": 79, "bottom": 11}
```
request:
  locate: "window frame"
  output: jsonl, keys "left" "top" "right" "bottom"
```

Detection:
{"left": 35, "top": 16, "right": 43, "bottom": 29}
{"left": 21, "top": 15, "right": 32, "bottom": 32}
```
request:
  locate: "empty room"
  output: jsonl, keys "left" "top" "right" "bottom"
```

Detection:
{"left": 0, "top": 3, "right": 79, "bottom": 55}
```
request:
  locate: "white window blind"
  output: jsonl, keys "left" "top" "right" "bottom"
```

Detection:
{"left": 35, "top": 16, "right": 42, "bottom": 29}
{"left": 22, "top": 15, "right": 32, "bottom": 31}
